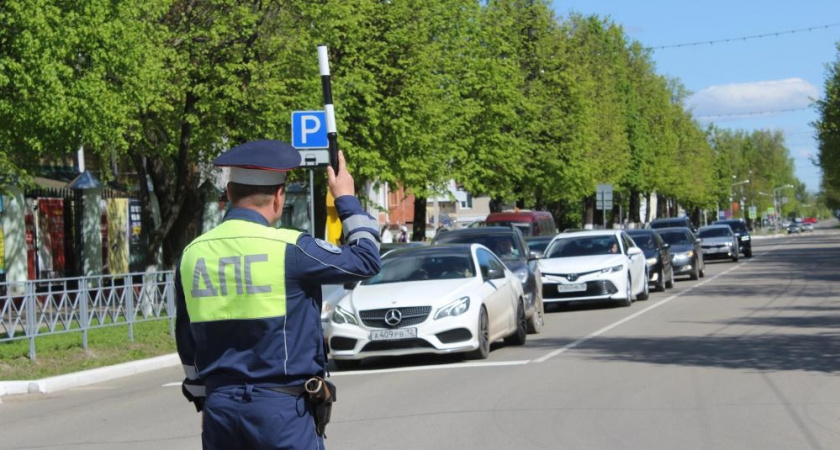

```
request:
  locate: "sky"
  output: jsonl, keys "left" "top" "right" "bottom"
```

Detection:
{"left": 551, "top": 0, "right": 840, "bottom": 193}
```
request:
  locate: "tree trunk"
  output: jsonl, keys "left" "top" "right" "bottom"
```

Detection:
{"left": 657, "top": 194, "right": 669, "bottom": 218}
{"left": 412, "top": 196, "right": 427, "bottom": 241}
{"left": 584, "top": 196, "right": 594, "bottom": 229}
{"left": 629, "top": 189, "right": 641, "bottom": 224}
{"left": 489, "top": 197, "right": 504, "bottom": 213}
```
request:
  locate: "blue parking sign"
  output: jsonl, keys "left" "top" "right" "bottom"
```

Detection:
{"left": 291, "top": 111, "right": 328, "bottom": 149}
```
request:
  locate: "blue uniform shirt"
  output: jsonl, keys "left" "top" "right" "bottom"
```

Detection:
{"left": 176, "top": 195, "right": 380, "bottom": 404}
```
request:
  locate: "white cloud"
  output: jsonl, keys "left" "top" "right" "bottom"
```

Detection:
{"left": 689, "top": 78, "right": 819, "bottom": 117}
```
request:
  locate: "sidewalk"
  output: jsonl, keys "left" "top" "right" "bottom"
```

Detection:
{"left": 0, "top": 353, "right": 180, "bottom": 402}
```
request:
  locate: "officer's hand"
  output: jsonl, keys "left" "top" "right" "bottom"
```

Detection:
{"left": 327, "top": 150, "right": 355, "bottom": 198}
{"left": 182, "top": 379, "right": 206, "bottom": 413}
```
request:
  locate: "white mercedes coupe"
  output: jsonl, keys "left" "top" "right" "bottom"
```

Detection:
{"left": 538, "top": 230, "right": 649, "bottom": 307}
{"left": 327, "top": 244, "right": 527, "bottom": 369}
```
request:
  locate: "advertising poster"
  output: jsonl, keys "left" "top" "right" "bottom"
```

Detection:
{"left": 128, "top": 198, "right": 148, "bottom": 272}
{"left": 107, "top": 198, "right": 129, "bottom": 274}
{"left": 37, "top": 198, "right": 65, "bottom": 278}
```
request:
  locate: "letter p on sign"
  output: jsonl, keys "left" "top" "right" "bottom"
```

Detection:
{"left": 292, "top": 111, "right": 329, "bottom": 149}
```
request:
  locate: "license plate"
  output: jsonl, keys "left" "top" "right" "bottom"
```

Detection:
{"left": 370, "top": 328, "right": 417, "bottom": 341}
{"left": 556, "top": 283, "right": 586, "bottom": 293}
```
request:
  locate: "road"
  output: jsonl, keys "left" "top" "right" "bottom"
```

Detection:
{"left": 2, "top": 226, "right": 839, "bottom": 450}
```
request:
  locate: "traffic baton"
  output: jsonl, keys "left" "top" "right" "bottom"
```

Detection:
{"left": 318, "top": 45, "right": 342, "bottom": 244}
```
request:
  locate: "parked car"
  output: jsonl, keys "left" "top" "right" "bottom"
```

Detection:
{"left": 327, "top": 244, "right": 527, "bottom": 368}
{"left": 432, "top": 227, "right": 544, "bottom": 334}
{"left": 803, "top": 217, "right": 817, "bottom": 224}
{"left": 524, "top": 235, "right": 556, "bottom": 258}
{"left": 697, "top": 225, "right": 740, "bottom": 262}
{"left": 484, "top": 210, "right": 557, "bottom": 237}
{"left": 713, "top": 219, "right": 752, "bottom": 258}
{"left": 648, "top": 217, "right": 698, "bottom": 233}
{"left": 802, "top": 223, "right": 814, "bottom": 232}
{"left": 627, "top": 229, "right": 673, "bottom": 292}
{"left": 538, "top": 230, "right": 649, "bottom": 307}
{"left": 787, "top": 223, "right": 802, "bottom": 234}
{"left": 657, "top": 227, "right": 705, "bottom": 280}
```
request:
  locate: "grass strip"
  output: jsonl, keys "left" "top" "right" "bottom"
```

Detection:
{"left": 0, "top": 320, "right": 176, "bottom": 381}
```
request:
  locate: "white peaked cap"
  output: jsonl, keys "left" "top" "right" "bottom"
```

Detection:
{"left": 229, "top": 167, "right": 287, "bottom": 186}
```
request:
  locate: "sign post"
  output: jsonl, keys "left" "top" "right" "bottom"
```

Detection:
{"left": 292, "top": 110, "right": 330, "bottom": 237}
{"left": 596, "top": 184, "right": 613, "bottom": 229}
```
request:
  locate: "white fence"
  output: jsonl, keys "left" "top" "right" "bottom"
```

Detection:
{"left": 0, "top": 271, "right": 176, "bottom": 361}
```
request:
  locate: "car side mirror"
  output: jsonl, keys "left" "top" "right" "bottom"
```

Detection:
{"left": 529, "top": 251, "right": 543, "bottom": 260}
{"left": 343, "top": 281, "right": 358, "bottom": 290}
{"left": 486, "top": 268, "right": 506, "bottom": 280}
{"left": 733, "top": 233, "right": 740, "bottom": 238}
{"left": 695, "top": 238, "right": 702, "bottom": 244}
{"left": 627, "top": 247, "right": 643, "bottom": 256}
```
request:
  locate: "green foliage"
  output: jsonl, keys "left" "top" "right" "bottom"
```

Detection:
{"left": 815, "top": 42, "right": 840, "bottom": 209}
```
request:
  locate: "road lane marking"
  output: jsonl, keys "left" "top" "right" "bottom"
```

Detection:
{"left": 532, "top": 261, "right": 748, "bottom": 364}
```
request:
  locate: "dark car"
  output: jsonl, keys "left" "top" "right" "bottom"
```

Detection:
{"left": 524, "top": 235, "right": 556, "bottom": 258}
{"left": 432, "top": 227, "right": 544, "bottom": 334}
{"left": 713, "top": 219, "right": 752, "bottom": 258}
{"left": 657, "top": 227, "right": 705, "bottom": 280}
{"left": 648, "top": 217, "right": 697, "bottom": 233}
{"left": 627, "top": 229, "right": 673, "bottom": 292}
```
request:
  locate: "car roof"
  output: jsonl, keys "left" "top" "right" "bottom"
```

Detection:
{"left": 626, "top": 229, "right": 656, "bottom": 235}
{"left": 486, "top": 211, "right": 552, "bottom": 221}
{"left": 385, "top": 243, "right": 474, "bottom": 258}
{"left": 433, "top": 226, "right": 520, "bottom": 239}
{"left": 554, "top": 230, "right": 621, "bottom": 239}
{"left": 655, "top": 227, "right": 693, "bottom": 234}
{"left": 699, "top": 225, "right": 731, "bottom": 231}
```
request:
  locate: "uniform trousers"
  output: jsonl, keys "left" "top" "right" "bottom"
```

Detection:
{"left": 202, "top": 383, "right": 325, "bottom": 450}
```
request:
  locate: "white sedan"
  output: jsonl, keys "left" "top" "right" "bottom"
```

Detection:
{"left": 327, "top": 244, "right": 528, "bottom": 369}
{"left": 538, "top": 230, "right": 649, "bottom": 307}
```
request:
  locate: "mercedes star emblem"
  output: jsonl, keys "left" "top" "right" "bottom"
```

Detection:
{"left": 384, "top": 309, "right": 403, "bottom": 327}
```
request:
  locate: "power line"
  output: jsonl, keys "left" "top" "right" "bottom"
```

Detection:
{"left": 695, "top": 107, "right": 812, "bottom": 120}
{"left": 650, "top": 23, "right": 840, "bottom": 50}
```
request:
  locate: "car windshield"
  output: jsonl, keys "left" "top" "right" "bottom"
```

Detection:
{"left": 362, "top": 252, "right": 475, "bottom": 285}
{"left": 659, "top": 231, "right": 691, "bottom": 245}
{"left": 545, "top": 236, "right": 620, "bottom": 258}
{"left": 650, "top": 220, "right": 682, "bottom": 229}
{"left": 526, "top": 239, "right": 551, "bottom": 254}
{"left": 698, "top": 228, "right": 730, "bottom": 238}
{"left": 435, "top": 234, "right": 522, "bottom": 260}
{"left": 628, "top": 234, "right": 656, "bottom": 250}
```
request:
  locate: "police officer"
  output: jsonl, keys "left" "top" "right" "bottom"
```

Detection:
{"left": 175, "top": 140, "right": 381, "bottom": 450}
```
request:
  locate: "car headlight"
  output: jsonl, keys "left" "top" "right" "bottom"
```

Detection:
{"left": 741, "top": 235, "right": 750, "bottom": 241}
{"left": 645, "top": 257, "right": 657, "bottom": 266}
{"left": 600, "top": 264, "right": 624, "bottom": 274}
{"left": 673, "top": 251, "right": 693, "bottom": 261}
{"left": 434, "top": 296, "right": 470, "bottom": 320}
{"left": 514, "top": 268, "right": 529, "bottom": 284}
{"left": 725, "top": 241, "right": 733, "bottom": 247}
{"left": 332, "top": 305, "right": 359, "bottom": 325}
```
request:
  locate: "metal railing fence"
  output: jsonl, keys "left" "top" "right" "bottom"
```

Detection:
{"left": 0, "top": 271, "right": 176, "bottom": 361}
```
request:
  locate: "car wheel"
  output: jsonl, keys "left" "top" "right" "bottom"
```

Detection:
{"left": 617, "top": 275, "right": 633, "bottom": 307}
{"left": 526, "top": 299, "right": 544, "bottom": 334}
{"left": 332, "top": 359, "right": 360, "bottom": 371}
{"left": 732, "top": 251, "right": 739, "bottom": 262}
{"left": 504, "top": 300, "right": 528, "bottom": 346}
{"left": 690, "top": 259, "right": 700, "bottom": 280}
{"left": 465, "top": 306, "right": 490, "bottom": 360}
{"left": 745, "top": 248, "right": 752, "bottom": 258}
{"left": 654, "top": 266, "right": 666, "bottom": 292}
{"left": 637, "top": 271, "right": 650, "bottom": 300}
{"left": 665, "top": 266, "right": 675, "bottom": 289}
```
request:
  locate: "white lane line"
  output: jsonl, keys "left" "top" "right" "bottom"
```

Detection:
{"left": 532, "top": 261, "right": 748, "bottom": 364}
{"left": 163, "top": 382, "right": 181, "bottom": 387}
{"left": 330, "top": 360, "right": 531, "bottom": 377}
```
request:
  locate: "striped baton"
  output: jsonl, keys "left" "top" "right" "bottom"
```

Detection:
{"left": 317, "top": 45, "right": 339, "bottom": 174}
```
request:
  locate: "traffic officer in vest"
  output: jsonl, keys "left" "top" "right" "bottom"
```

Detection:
{"left": 175, "top": 139, "right": 381, "bottom": 450}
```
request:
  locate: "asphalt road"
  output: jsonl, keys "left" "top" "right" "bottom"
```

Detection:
{"left": 2, "top": 225, "right": 839, "bottom": 450}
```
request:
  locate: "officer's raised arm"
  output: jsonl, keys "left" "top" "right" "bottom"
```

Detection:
{"left": 293, "top": 150, "right": 381, "bottom": 284}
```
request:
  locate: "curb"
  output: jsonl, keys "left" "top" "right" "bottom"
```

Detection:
{"left": 0, "top": 353, "right": 180, "bottom": 399}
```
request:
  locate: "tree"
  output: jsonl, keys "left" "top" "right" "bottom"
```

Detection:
{"left": 814, "top": 42, "right": 840, "bottom": 209}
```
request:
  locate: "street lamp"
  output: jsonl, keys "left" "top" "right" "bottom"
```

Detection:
{"left": 772, "top": 184, "right": 794, "bottom": 231}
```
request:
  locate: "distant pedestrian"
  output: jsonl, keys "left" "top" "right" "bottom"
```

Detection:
{"left": 381, "top": 225, "right": 394, "bottom": 243}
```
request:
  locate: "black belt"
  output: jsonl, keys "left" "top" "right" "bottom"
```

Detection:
{"left": 266, "top": 384, "right": 307, "bottom": 397}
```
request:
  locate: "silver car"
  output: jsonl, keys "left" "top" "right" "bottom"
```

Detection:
{"left": 697, "top": 225, "right": 740, "bottom": 262}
